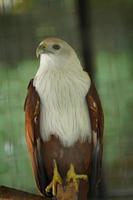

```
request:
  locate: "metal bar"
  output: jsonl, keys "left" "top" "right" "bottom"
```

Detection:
{"left": 75, "top": 0, "right": 93, "bottom": 78}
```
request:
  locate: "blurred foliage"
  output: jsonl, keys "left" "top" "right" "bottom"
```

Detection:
{"left": 0, "top": 60, "right": 38, "bottom": 192}
{"left": 0, "top": 0, "right": 81, "bottom": 64}
{"left": 94, "top": 51, "right": 133, "bottom": 192}
{"left": 12, "top": 0, "right": 74, "bottom": 14}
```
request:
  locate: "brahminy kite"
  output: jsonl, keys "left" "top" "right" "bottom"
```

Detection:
{"left": 24, "top": 38, "right": 104, "bottom": 199}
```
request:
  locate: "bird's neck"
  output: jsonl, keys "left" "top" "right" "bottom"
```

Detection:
{"left": 36, "top": 53, "right": 82, "bottom": 75}
{"left": 33, "top": 56, "right": 91, "bottom": 146}
{"left": 33, "top": 53, "right": 91, "bottom": 97}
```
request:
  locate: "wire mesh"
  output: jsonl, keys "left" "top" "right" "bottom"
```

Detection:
{"left": 0, "top": 0, "right": 133, "bottom": 197}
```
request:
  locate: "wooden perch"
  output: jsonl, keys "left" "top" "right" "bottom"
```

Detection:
{"left": 56, "top": 182, "right": 78, "bottom": 200}
{"left": 0, "top": 186, "right": 47, "bottom": 200}
{"left": 0, "top": 183, "right": 78, "bottom": 200}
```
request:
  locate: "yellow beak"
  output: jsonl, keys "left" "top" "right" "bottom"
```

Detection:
{"left": 36, "top": 43, "right": 47, "bottom": 58}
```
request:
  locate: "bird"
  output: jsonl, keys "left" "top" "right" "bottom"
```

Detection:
{"left": 24, "top": 37, "right": 104, "bottom": 200}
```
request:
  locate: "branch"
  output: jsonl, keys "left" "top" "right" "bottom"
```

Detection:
{"left": 0, "top": 186, "right": 49, "bottom": 200}
{"left": 0, "top": 183, "right": 78, "bottom": 200}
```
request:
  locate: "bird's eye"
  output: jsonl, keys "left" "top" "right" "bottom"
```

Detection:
{"left": 52, "top": 44, "right": 61, "bottom": 50}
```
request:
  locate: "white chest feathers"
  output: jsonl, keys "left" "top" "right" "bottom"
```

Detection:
{"left": 33, "top": 67, "right": 92, "bottom": 147}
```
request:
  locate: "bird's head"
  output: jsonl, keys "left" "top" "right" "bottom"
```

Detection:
{"left": 36, "top": 38, "right": 74, "bottom": 58}
{"left": 36, "top": 38, "right": 81, "bottom": 71}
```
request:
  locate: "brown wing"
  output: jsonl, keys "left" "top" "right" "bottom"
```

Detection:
{"left": 24, "top": 79, "right": 48, "bottom": 194}
{"left": 87, "top": 82, "right": 104, "bottom": 188}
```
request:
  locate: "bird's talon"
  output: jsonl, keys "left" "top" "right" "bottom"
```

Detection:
{"left": 45, "top": 160, "right": 62, "bottom": 196}
{"left": 66, "top": 164, "right": 88, "bottom": 192}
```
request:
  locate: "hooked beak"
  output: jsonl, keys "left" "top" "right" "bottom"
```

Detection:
{"left": 36, "top": 43, "right": 53, "bottom": 58}
{"left": 36, "top": 44, "right": 47, "bottom": 58}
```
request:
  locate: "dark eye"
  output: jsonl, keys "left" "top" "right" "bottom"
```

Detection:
{"left": 52, "top": 44, "right": 61, "bottom": 50}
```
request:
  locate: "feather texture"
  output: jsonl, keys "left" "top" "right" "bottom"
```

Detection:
{"left": 33, "top": 53, "right": 92, "bottom": 146}
{"left": 24, "top": 80, "right": 48, "bottom": 194}
{"left": 24, "top": 38, "right": 104, "bottom": 199}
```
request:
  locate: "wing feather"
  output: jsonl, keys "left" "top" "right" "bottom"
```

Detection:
{"left": 87, "top": 82, "right": 104, "bottom": 188}
{"left": 24, "top": 79, "right": 48, "bottom": 194}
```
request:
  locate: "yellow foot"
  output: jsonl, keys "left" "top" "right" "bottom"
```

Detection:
{"left": 66, "top": 164, "right": 88, "bottom": 192}
{"left": 45, "top": 160, "right": 63, "bottom": 196}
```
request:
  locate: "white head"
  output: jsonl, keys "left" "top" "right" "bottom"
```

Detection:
{"left": 36, "top": 37, "right": 82, "bottom": 71}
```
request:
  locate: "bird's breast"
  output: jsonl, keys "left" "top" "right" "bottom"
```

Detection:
{"left": 34, "top": 70, "right": 92, "bottom": 147}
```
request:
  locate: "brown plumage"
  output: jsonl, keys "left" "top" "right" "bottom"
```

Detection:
{"left": 24, "top": 78, "right": 104, "bottom": 199}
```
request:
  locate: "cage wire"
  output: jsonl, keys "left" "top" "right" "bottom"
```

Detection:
{"left": 0, "top": 0, "right": 133, "bottom": 198}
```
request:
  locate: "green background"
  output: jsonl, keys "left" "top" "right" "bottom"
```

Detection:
{"left": 0, "top": 0, "right": 133, "bottom": 197}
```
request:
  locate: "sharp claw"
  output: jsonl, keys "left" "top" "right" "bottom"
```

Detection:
{"left": 66, "top": 164, "right": 88, "bottom": 192}
{"left": 45, "top": 160, "right": 62, "bottom": 196}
